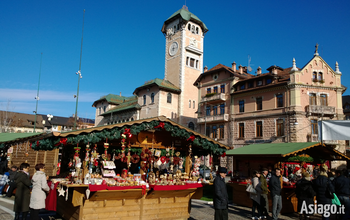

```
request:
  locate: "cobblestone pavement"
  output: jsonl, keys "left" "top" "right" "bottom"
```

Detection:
{"left": 0, "top": 196, "right": 15, "bottom": 220}
{"left": 188, "top": 200, "right": 337, "bottom": 220}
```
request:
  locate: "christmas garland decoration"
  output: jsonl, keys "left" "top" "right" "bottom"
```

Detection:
{"left": 287, "top": 155, "right": 314, "bottom": 162}
{"left": 30, "top": 121, "right": 226, "bottom": 155}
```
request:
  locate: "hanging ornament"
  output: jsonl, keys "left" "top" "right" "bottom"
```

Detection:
{"left": 56, "top": 161, "right": 61, "bottom": 176}
{"left": 103, "top": 140, "right": 109, "bottom": 161}
{"left": 154, "top": 122, "right": 165, "bottom": 129}
{"left": 58, "top": 185, "right": 65, "bottom": 197}
{"left": 68, "top": 159, "right": 73, "bottom": 168}
{"left": 85, "top": 144, "right": 90, "bottom": 167}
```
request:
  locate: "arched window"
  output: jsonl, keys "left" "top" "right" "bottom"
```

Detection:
{"left": 313, "top": 72, "right": 317, "bottom": 81}
{"left": 167, "top": 93, "right": 172, "bottom": 103}
{"left": 143, "top": 95, "right": 146, "bottom": 105}
{"left": 187, "top": 24, "right": 191, "bottom": 31}
{"left": 318, "top": 72, "right": 323, "bottom": 81}
{"left": 196, "top": 27, "right": 199, "bottom": 34}
{"left": 151, "top": 93, "right": 155, "bottom": 103}
{"left": 188, "top": 122, "right": 195, "bottom": 130}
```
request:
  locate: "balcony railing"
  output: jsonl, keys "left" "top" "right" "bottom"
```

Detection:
{"left": 306, "top": 105, "right": 336, "bottom": 116}
{"left": 197, "top": 114, "right": 229, "bottom": 123}
{"left": 200, "top": 93, "right": 226, "bottom": 103}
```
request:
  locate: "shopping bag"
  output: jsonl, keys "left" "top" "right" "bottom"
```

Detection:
{"left": 246, "top": 184, "right": 256, "bottom": 194}
{"left": 332, "top": 193, "right": 341, "bottom": 206}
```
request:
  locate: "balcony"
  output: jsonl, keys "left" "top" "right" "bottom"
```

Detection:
{"left": 197, "top": 114, "right": 229, "bottom": 124}
{"left": 200, "top": 93, "right": 226, "bottom": 103}
{"left": 307, "top": 134, "right": 338, "bottom": 145}
{"left": 306, "top": 105, "right": 336, "bottom": 116}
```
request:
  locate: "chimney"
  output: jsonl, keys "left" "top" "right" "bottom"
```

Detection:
{"left": 120, "top": 92, "right": 122, "bottom": 97}
{"left": 243, "top": 66, "right": 248, "bottom": 73}
{"left": 231, "top": 62, "right": 236, "bottom": 71}
{"left": 238, "top": 65, "right": 243, "bottom": 74}
{"left": 204, "top": 66, "right": 208, "bottom": 72}
{"left": 257, "top": 67, "right": 262, "bottom": 75}
{"left": 272, "top": 65, "right": 277, "bottom": 75}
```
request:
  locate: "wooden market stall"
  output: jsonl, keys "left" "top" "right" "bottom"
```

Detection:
{"left": 0, "top": 132, "right": 59, "bottom": 176}
{"left": 30, "top": 116, "right": 229, "bottom": 220}
{"left": 226, "top": 142, "right": 350, "bottom": 214}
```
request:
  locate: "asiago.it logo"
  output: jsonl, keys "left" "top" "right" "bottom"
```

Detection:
{"left": 300, "top": 201, "right": 345, "bottom": 217}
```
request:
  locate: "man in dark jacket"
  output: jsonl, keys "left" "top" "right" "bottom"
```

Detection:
{"left": 333, "top": 169, "right": 350, "bottom": 220}
{"left": 260, "top": 168, "right": 269, "bottom": 218}
{"left": 6, "top": 165, "right": 18, "bottom": 197}
{"left": 269, "top": 168, "right": 282, "bottom": 220}
{"left": 214, "top": 167, "right": 229, "bottom": 220}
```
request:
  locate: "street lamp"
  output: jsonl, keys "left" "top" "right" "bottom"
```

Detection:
{"left": 33, "top": 53, "right": 43, "bottom": 133}
{"left": 74, "top": 9, "right": 85, "bottom": 130}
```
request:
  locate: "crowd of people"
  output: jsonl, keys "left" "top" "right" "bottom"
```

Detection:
{"left": 0, "top": 163, "right": 50, "bottom": 220}
{"left": 213, "top": 164, "right": 350, "bottom": 220}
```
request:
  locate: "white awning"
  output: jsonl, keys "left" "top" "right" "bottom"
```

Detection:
{"left": 318, "top": 120, "right": 350, "bottom": 140}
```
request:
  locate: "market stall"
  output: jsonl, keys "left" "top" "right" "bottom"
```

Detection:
{"left": 226, "top": 142, "right": 350, "bottom": 213}
{"left": 30, "top": 116, "right": 228, "bottom": 220}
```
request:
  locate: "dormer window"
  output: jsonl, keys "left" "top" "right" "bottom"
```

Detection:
{"left": 248, "top": 82, "right": 254, "bottom": 88}
{"left": 240, "top": 84, "right": 245, "bottom": 90}
{"left": 266, "top": 78, "right": 272, "bottom": 85}
{"left": 151, "top": 93, "right": 155, "bottom": 103}
{"left": 257, "top": 80, "right": 263, "bottom": 86}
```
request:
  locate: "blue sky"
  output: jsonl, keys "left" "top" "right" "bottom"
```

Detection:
{"left": 1, "top": 0, "right": 350, "bottom": 120}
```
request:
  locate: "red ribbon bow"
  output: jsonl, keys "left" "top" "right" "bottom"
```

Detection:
{"left": 221, "top": 152, "right": 226, "bottom": 157}
{"left": 54, "top": 138, "right": 67, "bottom": 146}
{"left": 187, "top": 135, "right": 195, "bottom": 141}
{"left": 154, "top": 122, "right": 165, "bottom": 129}
{"left": 123, "top": 128, "right": 132, "bottom": 138}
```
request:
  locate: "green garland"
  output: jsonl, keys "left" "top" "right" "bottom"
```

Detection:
{"left": 31, "top": 121, "right": 226, "bottom": 155}
{"left": 287, "top": 155, "right": 314, "bottom": 162}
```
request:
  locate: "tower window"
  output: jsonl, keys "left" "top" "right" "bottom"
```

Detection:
{"left": 239, "top": 123, "right": 244, "bottom": 138}
{"left": 196, "top": 27, "right": 199, "bottom": 34}
{"left": 239, "top": 100, "right": 245, "bottom": 113}
{"left": 143, "top": 95, "right": 146, "bottom": 105}
{"left": 196, "top": 60, "right": 198, "bottom": 69}
{"left": 188, "top": 24, "right": 191, "bottom": 31}
{"left": 151, "top": 93, "right": 155, "bottom": 103}
{"left": 189, "top": 100, "right": 191, "bottom": 108}
{"left": 167, "top": 93, "right": 172, "bottom": 103}
{"left": 188, "top": 122, "right": 195, "bottom": 130}
{"left": 190, "top": 58, "right": 195, "bottom": 67}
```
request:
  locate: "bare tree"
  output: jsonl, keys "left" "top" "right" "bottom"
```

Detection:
{"left": 0, "top": 100, "right": 16, "bottom": 132}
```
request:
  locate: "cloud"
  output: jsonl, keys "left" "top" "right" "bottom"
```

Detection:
{"left": 0, "top": 88, "right": 104, "bottom": 103}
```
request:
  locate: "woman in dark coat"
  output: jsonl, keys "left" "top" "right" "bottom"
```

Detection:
{"left": 296, "top": 172, "right": 315, "bottom": 220}
{"left": 14, "top": 163, "right": 31, "bottom": 220}
{"left": 313, "top": 164, "right": 334, "bottom": 220}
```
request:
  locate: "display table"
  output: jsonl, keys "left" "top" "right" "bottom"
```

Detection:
{"left": 228, "top": 182, "right": 297, "bottom": 214}
{"left": 56, "top": 183, "right": 203, "bottom": 220}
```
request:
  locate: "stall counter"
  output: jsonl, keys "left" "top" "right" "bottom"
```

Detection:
{"left": 56, "top": 183, "right": 203, "bottom": 220}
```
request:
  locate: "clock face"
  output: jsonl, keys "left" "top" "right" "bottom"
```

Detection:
{"left": 169, "top": 42, "right": 179, "bottom": 56}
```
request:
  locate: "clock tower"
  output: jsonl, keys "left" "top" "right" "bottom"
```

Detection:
{"left": 161, "top": 6, "right": 208, "bottom": 127}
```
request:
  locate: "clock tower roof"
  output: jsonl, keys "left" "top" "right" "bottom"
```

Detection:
{"left": 161, "top": 7, "right": 208, "bottom": 34}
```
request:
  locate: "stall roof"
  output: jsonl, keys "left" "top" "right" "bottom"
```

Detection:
{"left": 58, "top": 116, "right": 228, "bottom": 148}
{"left": 0, "top": 132, "right": 51, "bottom": 149}
{"left": 226, "top": 142, "right": 350, "bottom": 161}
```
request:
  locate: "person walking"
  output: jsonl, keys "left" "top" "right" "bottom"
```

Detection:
{"left": 313, "top": 164, "right": 334, "bottom": 220}
{"left": 269, "top": 168, "right": 282, "bottom": 220}
{"left": 260, "top": 168, "right": 269, "bottom": 219}
{"left": 333, "top": 169, "right": 350, "bottom": 220}
{"left": 14, "top": 163, "right": 32, "bottom": 220}
{"left": 29, "top": 163, "right": 50, "bottom": 220}
{"left": 6, "top": 165, "right": 18, "bottom": 197}
{"left": 296, "top": 172, "right": 315, "bottom": 220}
{"left": 250, "top": 170, "right": 262, "bottom": 220}
{"left": 213, "top": 167, "right": 229, "bottom": 220}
